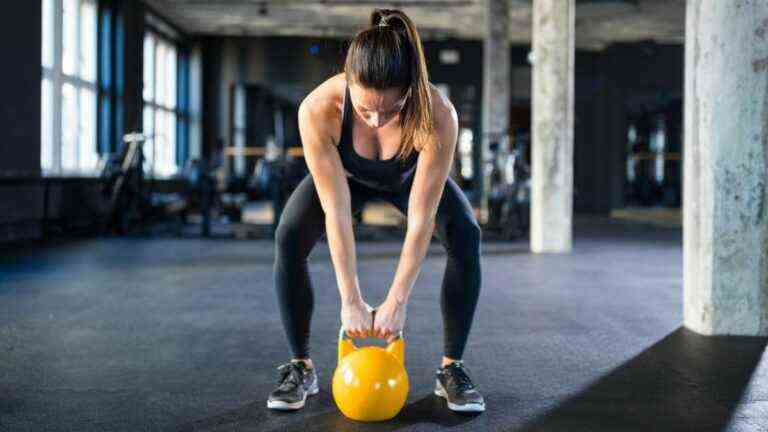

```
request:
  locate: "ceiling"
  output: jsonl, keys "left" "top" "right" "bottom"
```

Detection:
{"left": 144, "top": 0, "right": 685, "bottom": 50}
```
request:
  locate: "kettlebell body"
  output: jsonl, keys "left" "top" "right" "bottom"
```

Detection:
{"left": 331, "top": 328, "right": 409, "bottom": 422}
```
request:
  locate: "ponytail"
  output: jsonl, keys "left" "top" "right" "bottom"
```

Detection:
{"left": 344, "top": 8, "right": 437, "bottom": 162}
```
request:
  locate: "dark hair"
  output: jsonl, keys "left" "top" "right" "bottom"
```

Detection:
{"left": 343, "top": 8, "right": 436, "bottom": 162}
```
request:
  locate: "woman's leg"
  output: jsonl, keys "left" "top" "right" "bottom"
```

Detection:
{"left": 273, "top": 174, "right": 370, "bottom": 361}
{"left": 391, "top": 176, "right": 482, "bottom": 362}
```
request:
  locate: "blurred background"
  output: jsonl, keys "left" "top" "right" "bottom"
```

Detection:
{"left": 2, "top": 0, "right": 685, "bottom": 242}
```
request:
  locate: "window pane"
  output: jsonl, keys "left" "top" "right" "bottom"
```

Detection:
{"left": 41, "top": 78, "right": 54, "bottom": 171}
{"left": 41, "top": 0, "right": 54, "bottom": 69}
{"left": 99, "top": 9, "right": 111, "bottom": 89}
{"left": 80, "top": 0, "right": 97, "bottom": 82}
{"left": 149, "top": 109, "right": 177, "bottom": 177}
{"left": 188, "top": 120, "right": 201, "bottom": 160}
{"left": 154, "top": 110, "right": 165, "bottom": 177}
{"left": 154, "top": 108, "right": 164, "bottom": 176}
{"left": 62, "top": 0, "right": 77, "bottom": 76}
{"left": 189, "top": 46, "right": 202, "bottom": 118}
{"left": 143, "top": 34, "right": 155, "bottom": 101}
{"left": 166, "top": 111, "right": 177, "bottom": 175}
{"left": 142, "top": 106, "right": 154, "bottom": 174}
{"left": 188, "top": 46, "right": 202, "bottom": 159}
{"left": 99, "top": 94, "right": 111, "bottom": 154}
{"left": 79, "top": 87, "right": 97, "bottom": 171}
{"left": 166, "top": 45, "right": 177, "bottom": 109}
{"left": 155, "top": 41, "right": 165, "bottom": 106}
{"left": 61, "top": 83, "right": 78, "bottom": 171}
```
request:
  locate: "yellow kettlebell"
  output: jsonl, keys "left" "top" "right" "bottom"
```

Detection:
{"left": 331, "top": 325, "right": 409, "bottom": 422}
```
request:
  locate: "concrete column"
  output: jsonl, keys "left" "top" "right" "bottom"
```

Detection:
{"left": 480, "top": 0, "right": 510, "bottom": 224}
{"left": 530, "top": 0, "right": 575, "bottom": 253}
{"left": 683, "top": 0, "right": 768, "bottom": 335}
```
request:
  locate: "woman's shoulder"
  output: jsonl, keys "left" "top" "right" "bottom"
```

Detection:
{"left": 299, "top": 73, "right": 347, "bottom": 146}
{"left": 427, "top": 82, "right": 456, "bottom": 126}
{"left": 302, "top": 73, "right": 346, "bottom": 114}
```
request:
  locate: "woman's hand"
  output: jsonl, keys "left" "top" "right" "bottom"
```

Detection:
{"left": 373, "top": 296, "right": 407, "bottom": 343}
{"left": 341, "top": 298, "right": 374, "bottom": 339}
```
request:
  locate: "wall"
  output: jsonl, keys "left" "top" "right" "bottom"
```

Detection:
{"left": 0, "top": 3, "right": 43, "bottom": 241}
{"left": 0, "top": 3, "right": 42, "bottom": 176}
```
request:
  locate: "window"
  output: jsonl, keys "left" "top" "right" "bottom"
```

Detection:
{"left": 41, "top": 0, "right": 99, "bottom": 175}
{"left": 186, "top": 46, "right": 203, "bottom": 161}
{"left": 97, "top": 4, "right": 124, "bottom": 156}
{"left": 142, "top": 31, "right": 179, "bottom": 178}
{"left": 232, "top": 84, "right": 247, "bottom": 176}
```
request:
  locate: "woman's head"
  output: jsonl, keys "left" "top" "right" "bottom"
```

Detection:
{"left": 347, "top": 85, "right": 409, "bottom": 129}
{"left": 343, "top": 9, "right": 437, "bottom": 161}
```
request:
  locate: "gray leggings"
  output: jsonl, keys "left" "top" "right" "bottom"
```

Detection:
{"left": 273, "top": 173, "right": 482, "bottom": 360}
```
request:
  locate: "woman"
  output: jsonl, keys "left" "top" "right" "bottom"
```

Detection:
{"left": 267, "top": 8, "right": 484, "bottom": 413}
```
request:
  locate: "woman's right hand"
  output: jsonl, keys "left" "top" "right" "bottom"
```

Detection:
{"left": 341, "top": 298, "right": 374, "bottom": 339}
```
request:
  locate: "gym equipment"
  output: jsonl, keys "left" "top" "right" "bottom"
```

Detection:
{"left": 332, "top": 326, "right": 409, "bottom": 422}
{"left": 101, "top": 132, "right": 204, "bottom": 236}
{"left": 486, "top": 136, "right": 531, "bottom": 239}
{"left": 180, "top": 157, "right": 221, "bottom": 236}
{"left": 100, "top": 132, "right": 148, "bottom": 234}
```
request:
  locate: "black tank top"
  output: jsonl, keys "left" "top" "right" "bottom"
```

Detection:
{"left": 336, "top": 85, "right": 419, "bottom": 192}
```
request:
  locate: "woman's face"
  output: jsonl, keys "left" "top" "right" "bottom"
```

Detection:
{"left": 349, "top": 84, "right": 409, "bottom": 129}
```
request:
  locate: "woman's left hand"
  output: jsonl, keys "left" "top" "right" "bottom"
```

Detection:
{"left": 373, "top": 295, "right": 407, "bottom": 343}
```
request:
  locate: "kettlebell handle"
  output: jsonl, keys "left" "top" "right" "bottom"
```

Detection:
{"left": 337, "top": 324, "right": 406, "bottom": 367}
{"left": 339, "top": 305, "right": 404, "bottom": 341}
{"left": 338, "top": 325, "right": 404, "bottom": 342}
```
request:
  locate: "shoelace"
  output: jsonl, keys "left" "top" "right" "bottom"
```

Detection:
{"left": 276, "top": 362, "right": 305, "bottom": 390}
{"left": 443, "top": 362, "right": 474, "bottom": 392}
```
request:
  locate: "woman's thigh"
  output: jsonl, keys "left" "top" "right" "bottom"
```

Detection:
{"left": 276, "top": 174, "right": 375, "bottom": 248}
{"left": 392, "top": 175, "right": 481, "bottom": 242}
{"left": 276, "top": 174, "right": 325, "bottom": 241}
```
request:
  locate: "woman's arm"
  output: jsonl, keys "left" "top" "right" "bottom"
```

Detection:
{"left": 372, "top": 93, "right": 458, "bottom": 342}
{"left": 388, "top": 99, "right": 459, "bottom": 305}
{"left": 298, "top": 98, "right": 371, "bottom": 337}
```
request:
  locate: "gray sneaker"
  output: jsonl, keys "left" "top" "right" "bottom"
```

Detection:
{"left": 266, "top": 361, "right": 319, "bottom": 410}
{"left": 435, "top": 361, "right": 485, "bottom": 412}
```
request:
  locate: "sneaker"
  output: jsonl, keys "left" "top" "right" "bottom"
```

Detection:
{"left": 266, "top": 361, "right": 319, "bottom": 410}
{"left": 434, "top": 361, "right": 485, "bottom": 412}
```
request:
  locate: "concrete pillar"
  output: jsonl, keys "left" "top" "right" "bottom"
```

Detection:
{"left": 480, "top": 0, "right": 510, "bottom": 224}
{"left": 683, "top": 0, "right": 768, "bottom": 335}
{"left": 530, "top": 0, "right": 575, "bottom": 253}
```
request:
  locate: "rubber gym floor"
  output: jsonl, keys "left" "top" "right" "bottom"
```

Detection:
{"left": 1, "top": 216, "right": 766, "bottom": 431}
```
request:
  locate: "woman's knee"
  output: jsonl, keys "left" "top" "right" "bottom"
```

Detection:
{"left": 445, "top": 219, "right": 482, "bottom": 263}
{"left": 275, "top": 215, "right": 323, "bottom": 260}
{"left": 275, "top": 218, "right": 302, "bottom": 258}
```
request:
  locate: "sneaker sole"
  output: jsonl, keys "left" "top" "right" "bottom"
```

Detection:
{"left": 266, "top": 375, "right": 319, "bottom": 410}
{"left": 434, "top": 380, "right": 486, "bottom": 413}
